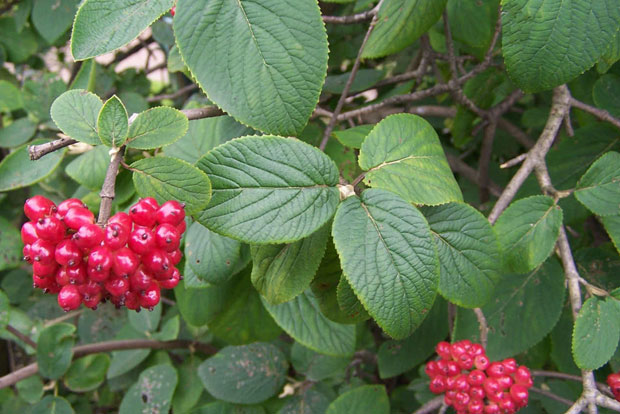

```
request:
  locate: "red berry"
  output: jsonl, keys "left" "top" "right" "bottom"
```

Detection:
{"left": 470, "top": 343, "right": 485, "bottom": 356}
{"left": 608, "top": 373, "right": 620, "bottom": 401}
{"left": 57, "top": 198, "right": 85, "bottom": 217}
{"left": 514, "top": 366, "right": 532, "bottom": 387}
{"left": 73, "top": 223, "right": 104, "bottom": 251}
{"left": 170, "top": 5, "right": 175, "bottom": 16}
{"left": 139, "top": 282, "right": 160, "bottom": 309}
{"left": 55, "top": 239, "right": 82, "bottom": 267}
{"left": 467, "top": 370, "right": 486, "bottom": 387}
{"left": 159, "top": 267, "right": 180, "bottom": 289}
{"left": 169, "top": 248, "right": 182, "bottom": 265}
{"left": 129, "top": 266, "right": 153, "bottom": 291}
{"left": 453, "top": 374, "right": 470, "bottom": 392}
{"left": 156, "top": 200, "right": 185, "bottom": 226}
{"left": 33, "top": 262, "right": 58, "bottom": 278}
{"left": 509, "top": 384, "right": 529, "bottom": 406}
{"left": 64, "top": 206, "right": 95, "bottom": 230}
{"left": 483, "top": 378, "right": 501, "bottom": 396}
{"left": 105, "top": 222, "right": 130, "bottom": 250}
{"left": 33, "top": 273, "right": 53, "bottom": 289}
{"left": 105, "top": 276, "right": 130, "bottom": 297}
{"left": 176, "top": 219, "right": 186, "bottom": 235}
{"left": 24, "top": 196, "right": 56, "bottom": 221}
{"left": 141, "top": 197, "right": 160, "bottom": 209}
{"left": 484, "top": 402, "right": 500, "bottom": 414}
{"left": 154, "top": 223, "right": 181, "bottom": 252}
{"left": 487, "top": 362, "right": 505, "bottom": 377}
{"left": 130, "top": 200, "right": 157, "bottom": 227}
{"left": 429, "top": 376, "right": 447, "bottom": 394}
{"left": 128, "top": 227, "right": 156, "bottom": 255}
{"left": 474, "top": 354, "right": 490, "bottom": 371}
{"left": 469, "top": 386, "right": 485, "bottom": 400}
{"left": 468, "top": 399, "right": 484, "bottom": 414}
{"left": 436, "top": 360, "right": 449, "bottom": 376}
{"left": 451, "top": 342, "right": 468, "bottom": 360}
{"left": 79, "top": 280, "right": 102, "bottom": 301}
{"left": 87, "top": 247, "right": 113, "bottom": 282}
{"left": 124, "top": 291, "right": 140, "bottom": 310}
{"left": 31, "top": 239, "right": 56, "bottom": 264}
{"left": 454, "top": 391, "right": 470, "bottom": 407}
{"left": 55, "top": 267, "right": 70, "bottom": 286}
{"left": 112, "top": 247, "right": 139, "bottom": 277}
{"left": 446, "top": 361, "right": 460, "bottom": 377}
{"left": 23, "top": 244, "right": 33, "bottom": 263}
{"left": 21, "top": 221, "right": 38, "bottom": 245}
{"left": 143, "top": 249, "right": 172, "bottom": 278}
{"left": 58, "top": 285, "right": 81, "bottom": 311}
{"left": 436, "top": 341, "right": 451, "bottom": 360}
{"left": 66, "top": 263, "right": 88, "bottom": 285}
{"left": 499, "top": 394, "right": 516, "bottom": 413}
{"left": 497, "top": 375, "right": 514, "bottom": 389}
{"left": 502, "top": 358, "right": 517, "bottom": 374}
{"left": 425, "top": 361, "right": 439, "bottom": 378}
{"left": 35, "top": 216, "right": 66, "bottom": 243}
{"left": 108, "top": 211, "right": 132, "bottom": 231}
{"left": 457, "top": 354, "right": 473, "bottom": 370}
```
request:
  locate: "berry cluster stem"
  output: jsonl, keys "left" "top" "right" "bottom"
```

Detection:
{"left": 97, "top": 146, "right": 126, "bottom": 226}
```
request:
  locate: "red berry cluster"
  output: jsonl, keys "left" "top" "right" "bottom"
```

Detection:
{"left": 608, "top": 372, "right": 620, "bottom": 401}
{"left": 425, "top": 340, "right": 533, "bottom": 414}
{"left": 21, "top": 195, "right": 186, "bottom": 312}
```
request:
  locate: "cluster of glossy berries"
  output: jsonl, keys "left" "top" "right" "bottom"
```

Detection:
{"left": 608, "top": 372, "right": 620, "bottom": 401}
{"left": 21, "top": 195, "right": 186, "bottom": 312}
{"left": 425, "top": 340, "right": 533, "bottom": 414}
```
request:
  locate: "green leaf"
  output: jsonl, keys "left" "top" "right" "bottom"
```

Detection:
{"left": 332, "top": 188, "right": 439, "bottom": 339}
{"left": 252, "top": 224, "right": 329, "bottom": 304}
{"left": 209, "top": 270, "right": 282, "bottom": 345}
{"left": 71, "top": 0, "right": 175, "bottom": 60}
{"left": 325, "top": 385, "right": 389, "bottom": 414}
{"left": 362, "top": 0, "right": 447, "bottom": 58}
{"left": 336, "top": 277, "right": 370, "bottom": 323}
{"left": 602, "top": 215, "right": 620, "bottom": 254}
{"left": 185, "top": 222, "right": 249, "bottom": 284}
{"left": 501, "top": 0, "right": 620, "bottom": 92}
{"left": 16, "top": 376, "right": 43, "bottom": 404}
{"left": 50, "top": 89, "right": 102, "bottom": 145}
{"left": 262, "top": 290, "right": 356, "bottom": 356}
{"left": 290, "top": 342, "right": 350, "bottom": 382}
{"left": 65, "top": 146, "right": 109, "bottom": 191}
{"left": 118, "top": 364, "right": 178, "bottom": 414}
{"left": 128, "top": 302, "right": 161, "bottom": 334}
{"left": 572, "top": 296, "right": 620, "bottom": 370}
{"left": 454, "top": 258, "right": 566, "bottom": 360}
{"left": 277, "top": 387, "right": 332, "bottom": 414}
{"left": 97, "top": 95, "right": 128, "bottom": 147}
{"left": 63, "top": 354, "right": 110, "bottom": 392}
{"left": 421, "top": 202, "right": 501, "bottom": 308}
{"left": 175, "top": 268, "right": 231, "bottom": 326}
{"left": 198, "top": 343, "right": 288, "bottom": 404}
{"left": 378, "top": 297, "right": 448, "bottom": 378}
{"left": 31, "top": 396, "right": 74, "bottom": 414}
{"left": 598, "top": 31, "right": 620, "bottom": 72}
{"left": 32, "top": 0, "right": 79, "bottom": 44}
{"left": 0, "top": 290, "right": 9, "bottom": 331}
{"left": 324, "top": 69, "right": 385, "bottom": 94}
{"left": 332, "top": 124, "right": 373, "bottom": 149}
{"left": 0, "top": 80, "right": 23, "bottom": 111}
{"left": 0, "top": 139, "right": 65, "bottom": 191}
{"left": 447, "top": 0, "right": 499, "bottom": 49}
{"left": 196, "top": 136, "right": 340, "bottom": 244}
{"left": 196, "top": 402, "right": 266, "bottom": 414}
{"left": 593, "top": 74, "right": 620, "bottom": 118}
{"left": 0, "top": 118, "right": 37, "bottom": 148}
{"left": 163, "top": 114, "right": 252, "bottom": 164}
{"left": 575, "top": 151, "right": 620, "bottom": 216}
{"left": 23, "top": 77, "right": 67, "bottom": 122}
{"left": 37, "top": 323, "right": 76, "bottom": 379}
{"left": 0, "top": 217, "right": 22, "bottom": 272}
{"left": 130, "top": 156, "right": 211, "bottom": 215}
{"left": 311, "top": 239, "right": 367, "bottom": 324}
{"left": 0, "top": 17, "right": 38, "bottom": 63}
{"left": 126, "top": 107, "right": 188, "bottom": 149}
{"left": 359, "top": 114, "right": 462, "bottom": 205}
{"left": 172, "top": 356, "right": 203, "bottom": 414}
{"left": 493, "top": 196, "right": 563, "bottom": 274}
{"left": 174, "top": 0, "right": 328, "bottom": 135}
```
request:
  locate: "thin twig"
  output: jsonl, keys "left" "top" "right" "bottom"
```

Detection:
{"left": 147, "top": 84, "right": 199, "bottom": 103}
{"left": 570, "top": 97, "right": 620, "bottom": 130}
{"left": 28, "top": 106, "right": 225, "bottom": 161}
{"left": 478, "top": 120, "right": 498, "bottom": 203}
{"left": 97, "top": 147, "right": 126, "bottom": 225}
{"left": 411, "top": 396, "right": 443, "bottom": 414}
{"left": 500, "top": 153, "right": 528, "bottom": 169}
{"left": 0, "top": 339, "right": 218, "bottom": 389}
{"left": 530, "top": 386, "right": 574, "bottom": 406}
{"left": 319, "top": 0, "right": 385, "bottom": 151}
{"left": 473, "top": 308, "right": 488, "bottom": 349}
{"left": 532, "top": 370, "right": 611, "bottom": 395}
{"left": 5, "top": 324, "right": 37, "bottom": 349}
{"left": 322, "top": 7, "right": 377, "bottom": 24}
{"left": 487, "top": 85, "right": 570, "bottom": 224}
{"left": 43, "top": 310, "right": 84, "bottom": 328}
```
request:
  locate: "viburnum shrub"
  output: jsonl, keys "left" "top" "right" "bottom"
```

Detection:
{"left": 21, "top": 196, "right": 185, "bottom": 311}
{"left": 425, "top": 340, "right": 532, "bottom": 413}
{"left": 0, "top": 0, "right": 618, "bottom": 413}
